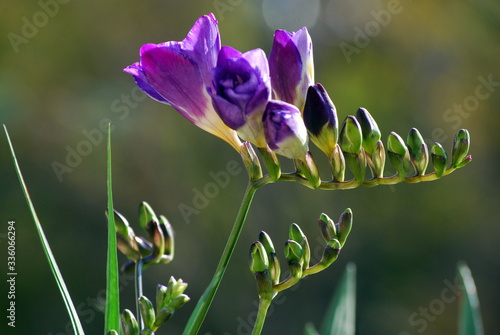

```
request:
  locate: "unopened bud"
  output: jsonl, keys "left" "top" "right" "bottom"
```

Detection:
{"left": 407, "top": 128, "right": 429, "bottom": 176}
{"left": 121, "top": 309, "right": 139, "bottom": 335}
{"left": 431, "top": 142, "right": 448, "bottom": 177}
{"left": 138, "top": 296, "right": 156, "bottom": 330}
{"left": 289, "top": 223, "right": 310, "bottom": 269}
{"left": 295, "top": 151, "right": 321, "bottom": 188}
{"left": 249, "top": 241, "right": 269, "bottom": 273}
{"left": 258, "top": 231, "right": 281, "bottom": 285}
{"left": 337, "top": 208, "right": 353, "bottom": 247}
{"left": 387, "top": 132, "right": 410, "bottom": 178}
{"left": 451, "top": 129, "right": 470, "bottom": 168}
{"left": 240, "top": 141, "right": 263, "bottom": 181}
{"left": 258, "top": 146, "right": 281, "bottom": 182}
{"left": 138, "top": 202, "right": 158, "bottom": 230}
{"left": 330, "top": 144, "right": 346, "bottom": 181}
{"left": 318, "top": 213, "right": 337, "bottom": 243}
{"left": 356, "top": 107, "right": 381, "bottom": 157}
{"left": 319, "top": 238, "right": 341, "bottom": 268}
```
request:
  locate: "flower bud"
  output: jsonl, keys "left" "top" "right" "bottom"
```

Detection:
{"left": 407, "top": 128, "right": 429, "bottom": 176}
{"left": 263, "top": 100, "right": 309, "bottom": 159}
{"left": 431, "top": 142, "right": 448, "bottom": 177}
{"left": 112, "top": 210, "right": 141, "bottom": 261}
{"left": 144, "top": 220, "right": 165, "bottom": 264}
{"left": 284, "top": 240, "right": 303, "bottom": 280}
{"left": 336, "top": 208, "right": 353, "bottom": 247}
{"left": 289, "top": 223, "right": 310, "bottom": 269}
{"left": 387, "top": 132, "right": 410, "bottom": 178}
{"left": 356, "top": 107, "right": 381, "bottom": 157}
{"left": 138, "top": 296, "right": 156, "bottom": 331}
{"left": 451, "top": 129, "right": 470, "bottom": 168}
{"left": 371, "top": 140, "right": 386, "bottom": 178}
{"left": 318, "top": 213, "right": 337, "bottom": 243}
{"left": 294, "top": 151, "right": 321, "bottom": 188}
{"left": 303, "top": 84, "right": 338, "bottom": 156}
{"left": 249, "top": 241, "right": 270, "bottom": 273}
{"left": 159, "top": 215, "right": 174, "bottom": 257}
{"left": 121, "top": 309, "right": 139, "bottom": 335}
{"left": 138, "top": 202, "right": 158, "bottom": 230}
{"left": 240, "top": 141, "right": 263, "bottom": 181}
{"left": 258, "top": 231, "right": 281, "bottom": 285}
{"left": 258, "top": 146, "right": 281, "bottom": 182}
{"left": 319, "top": 239, "right": 341, "bottom": 268}
{"left": 331, "top": 144, "right": 346, "bottom": 181}
{"left": 339, "top": 116, "right": 362, "bottom": 155}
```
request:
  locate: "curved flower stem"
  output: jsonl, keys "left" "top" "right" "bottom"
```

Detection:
{"left": 183, "top": 183, "right": 259, "bottom": 335}
{"left": 135, "top": 259, "right": 144, "bottom": 329}
{"left": 251, "top": 298, "right": 272, "bottom": 335}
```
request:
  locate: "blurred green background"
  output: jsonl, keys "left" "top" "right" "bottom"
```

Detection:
{"left": 1, "top": 0, "right": 499, "bottom": 334}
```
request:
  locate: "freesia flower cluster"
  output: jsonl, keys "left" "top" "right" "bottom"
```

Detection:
{"left": 125, "top": 13, "right": 319, "bottom": 163}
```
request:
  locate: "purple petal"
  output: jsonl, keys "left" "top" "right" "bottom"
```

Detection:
{"left": 242, "top": 48, "right": 270, "bottom": 79}
{"left": 217, "top": 46, "right": 242, "bottom": 66}
{"left": 141, "top": 46, "right": 209, "bottom": 122}
{"left": 123, "top": 62, "right": 168, "bottom": 103}
{"left": 211, "top": 94, "right": 246, "bottom": 129}
{"left": 269, "top": 30, "right": 302, "bottom": 104}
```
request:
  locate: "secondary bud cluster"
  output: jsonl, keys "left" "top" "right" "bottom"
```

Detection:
{"left": 248, "top": 209, "right": 352, "bottom": 301}
{"left": 112, "top": 201, "right": 174, "bottom": 272}
{"left": 120, "top": 277, "right": 190, "bottom": 335}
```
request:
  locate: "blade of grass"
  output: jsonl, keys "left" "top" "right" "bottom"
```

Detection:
{"left": 457, "top": 261, "right": 484, "bottom": 335}
{"left": 4, "top": 125, "right": 85, "bottom": 334}
{"left": 320, "top": 263, "right": 356, "bottom": 335}
{"left": 105, "top": 124, "right": 121, "bottom": 333}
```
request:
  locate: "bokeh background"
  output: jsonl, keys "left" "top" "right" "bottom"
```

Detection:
{"left": 1, "top": 0, "right": 499, "bottom": 334}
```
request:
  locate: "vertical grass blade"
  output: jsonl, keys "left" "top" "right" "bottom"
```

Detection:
{"left": 320, "top": 263, "right": 356, "bottom": 335}
{"left": 4, "top": 125, "right": 85, "bottom": 334}
{"left": 104, "top": 124, "right": 121, "bottom": 333}
{"left": 457, "top": 261, "right": 484, "bottom": 335}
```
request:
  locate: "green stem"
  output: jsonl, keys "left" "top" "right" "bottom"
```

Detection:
{"left": 183, "top": 183, "right": 259, "bottom": 335}
{"left": 251, "top": 298, "right": 272, "bottom": 335}
{"left": 135, "top": 259, "right": 144, "bottom": 330}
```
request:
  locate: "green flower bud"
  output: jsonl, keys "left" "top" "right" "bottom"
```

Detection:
{"left": 319, "top": 239, "right": 341, "bottom": 268}
{"left": 121, "top": 309, "right": 139, "bottom": 335}
{"left": 249, "top": 241, "right": 269, "bottom": 273}
{"left": 143, "top": 220, "right": 165, "bottom": 264}
{"left": 107, "top": 330, "right": 119, "bottom": 335}
{"left": 289, "top": 223, "right": 310, "bottom": 269}
{"left": 138, "top": 296, "right": 156, "bottom": 330}
{"left": 167, "top": 294, "right": 190, "bottom": 311}
{"left": 159, "top": 215, "right": 174, "bottom": 257}
{"left": 258, "top": 231, "right": 281, "bottom": 285}
{"left": 318, "top": 213, "right": 337, "bottom": 243}
{"left": 451, "top": 129, "right": 471, "bottom": 168}
{"left": 295, "top": 151, "right": 321, "bottom": 188}
{"left": 240, "top": 141, "right": 263, "bottom": 181}
{"left": 371, "top": 140, "right": 386, "bottom": 178}
{"left": 258, "top": 146, "right": 281, "bottom": 182}
{"left": 356, "top": 107, "right": 381, "bottom": 156}
{"left": 339, "top": 116, "right": 362, "bottom": 154}
{"left": 138, "top": 202, "right": 158, "bottom": 230}
{"left": 407, "top": 128, "right": 429, "bottom": 176}
{"left": 116, "top": 233, "right": 141, "bottom": 262}
{"left": 154, "top": 308, "right": 173, "bottom": 328}
{"left": 284, "top": 240, "right": 303, "bottom": 263}
{"left": 330, "top": 143, "right": 346, "bottom": 182}
{"left": 387, "top": 132, "right": 410, "bottom": 178}
{"left": 336, "top": 208, "right": 353, "bottom": 247}
{"left": 431, "top": 142, "right": 448, "bottom": 177}
{"left": 156, "top": 284, "right": 169, "bottom": 312}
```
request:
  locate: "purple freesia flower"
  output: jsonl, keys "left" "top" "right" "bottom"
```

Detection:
{"left": 123, "top": 14, "right": 242, "bottom": 150}
{"left": 269, "top": 27, "right": 314, "bottom": 112}
{"left": 263, "top": 101, "right": 309, "bottom": 159}
{"left": 209, "top": 46, "right": 271, "bottom": 147}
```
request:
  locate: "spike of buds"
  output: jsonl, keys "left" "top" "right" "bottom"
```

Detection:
{"left": 407, "top": 128, "right": 429, "bottom": 176}
{"left": 431, "top": 142, "right": 448, "bottom": 177}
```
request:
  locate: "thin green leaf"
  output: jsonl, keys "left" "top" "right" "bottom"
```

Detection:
{"left": 457, "top": 261, "right": 484, "bottom": 335}
{"left": 105, "top": 124, "right": 121, "bottom": 333}
{"left": 320, "top": 263, "right": 356, "bottom": 335}
{"left": 4, "top": 125, "right": 85, "bottom": 334}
